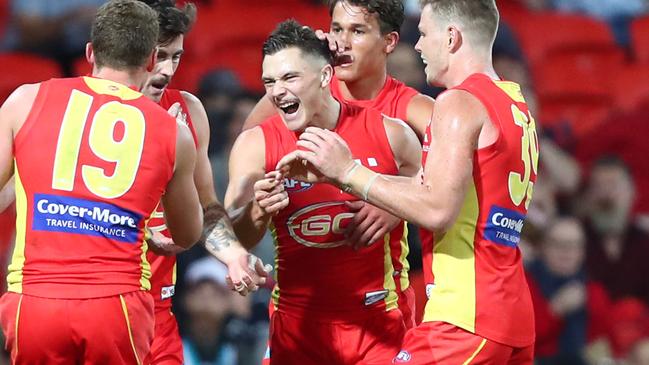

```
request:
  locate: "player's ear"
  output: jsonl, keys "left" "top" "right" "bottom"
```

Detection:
{"left": 146, "top": 47, "right": 158, "bottom": 72}
{"left": 448, "top": 26, "right": 462, "bottom": 53}
{"left": 85, "top": 42, "right": 94, "bottom": 65}
{"left": 320, "top": 64, "right": 333, "bottom": 88}
{"left": 384, "top": 31, "right": 399, "bottom": 55}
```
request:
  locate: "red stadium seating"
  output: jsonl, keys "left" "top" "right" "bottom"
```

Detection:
{"left": 0, "top": 53, "right": 63, "bottom": 103}
{"left": 509, "top": 12, "right": 619, "bottom": 66}
{"left": 631, "top": 15, "right": 649, "bottom": 64}
{"left": 611, "top": 64, "right": 649, "bottom": 112}
{"left": 532, "top": 49, "right": 622, "bottom": 136}
{"left": 185, "top": 2, "right": 329, "bottom": 59}
{"left": 172, "top": 44, "right": 264, "bottom": 94}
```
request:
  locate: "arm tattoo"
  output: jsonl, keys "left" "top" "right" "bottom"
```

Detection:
{"left": 203, "top": 203, "right": 238, "bottom": 253}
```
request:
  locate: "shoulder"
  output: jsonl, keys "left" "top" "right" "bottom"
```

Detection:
{"left": 1, "top": 83, "right": 41, "bottom": 123}
{"left": 433, "top": 89, "right": 488, "bottom": 125}
{"left": 179, "top": 90, "right": 202, "bottom": 110}
{"left": 233, "top": 125, "right": 265, "bottom": 149}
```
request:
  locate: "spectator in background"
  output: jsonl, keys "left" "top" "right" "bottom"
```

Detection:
{"left": 182, "top": 256, "right": 252, "bottom": 365}
{"left": 197, "top": 69, "right": 243, "bottom": 157}
{"left": 1, "top": 0, "right": 106, "bottom": 74}
{"left": 580, "top": 156, "right": 649, "bottom": 305}
{"left": 527, "top": 217, "right": 611, "bottom": 365}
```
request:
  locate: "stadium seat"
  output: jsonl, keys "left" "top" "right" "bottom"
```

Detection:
{"left": 0, "top": 53, "right": 63, "bottom": 103}
{"left": 172, "top": 44, "right": 264, "bottom": 94}
{"left": 185, "top": 2, "right": 329, "bottom": 59}
{"left": 611, "top": 64, "right": 649, "bottom": 111}
{"left": 631, "top": 15, "right": 649, "bottom": 64}
{"left": 509, "top": 12, "right": 618, "bottom": 66}
{"left": 533, "top": 49, "right": 620, "bottom": 136}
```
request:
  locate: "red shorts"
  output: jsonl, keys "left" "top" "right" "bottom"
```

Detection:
{"left": 399, "top": 285, "right": 416, "bottom": 329}
{"left": 149, "top": 307, "right": 183, "bottom": 365}
{"left": 268, "top": 309, "right": 406, "bottom": 365}
{"left": 393, "top": 321, "right": 534, "bottom": 365}
{"left": 0, "top": 291, "right": 154, "bottom": 365}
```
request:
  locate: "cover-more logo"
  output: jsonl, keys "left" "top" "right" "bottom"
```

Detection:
{"left": 287, "top": 201, "right": 353, "bottom": 248}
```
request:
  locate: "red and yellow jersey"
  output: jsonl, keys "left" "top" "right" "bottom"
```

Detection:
{"left": 147, "top": 88, "right": 198, "bottom": 310}
{"left": 421, "top": 73, "right": 538, "bottom": 347}
{"left": 331, "top": 74, "right": 417, "bottom": 292}
{"left": 9, "top": 76, "right": 177, "bottom": 299}
{"left": 261, "top": 102, "right": 408, "bottom": 319}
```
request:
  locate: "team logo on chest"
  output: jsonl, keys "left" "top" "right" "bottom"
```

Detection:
{"left": 287, "top": 201, "right": 353, "bottom": 248}
{"left": 284, "top": 178, "right": 313, "bottom": 193}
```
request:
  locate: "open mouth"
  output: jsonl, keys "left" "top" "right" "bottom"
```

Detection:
{"left": 279, "top": 101, "right": 300, "bottom": 115}
{"left": 336, "top": 54, "right": 353, "bottom": 67}
{"left": 151, "top": 80, "right": 168, "bottom": 92}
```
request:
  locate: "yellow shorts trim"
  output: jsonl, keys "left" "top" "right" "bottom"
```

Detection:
{"left": 120, "top": 295, "right": 142, "bottom": 365}
{"left": 462, "top": 338, "right": 487, "bottom": 365}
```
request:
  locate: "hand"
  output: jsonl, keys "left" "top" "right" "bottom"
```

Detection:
{"left": 224, "top": 252, "right": 273, "bottom": 296}
{"left": 167, "top": 102, "right": 187, "bottom": 126}
{"left": 314, "top": 29, "right": 352, "bottom": 66}
{"left": 550, "top": 281, "right": 586, "bottom": 316}
{"left": 344, "top": 201, "right": 401, "bottom": 250}
{"left": 276, "top": 127, "right": 355, "bottom": 184}
{"left": 145, "top": 228, "right": 186, "bottom": 256}
{"left": 254, "top": 171, "right": 289, "bottom": 216}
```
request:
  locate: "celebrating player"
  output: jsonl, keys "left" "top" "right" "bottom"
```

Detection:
{"left": 277, "top": 0, "right": 538, "bottom": 363}
{"left": 0, "top": 1, "right": 202, "bottom": 363}
{"left": 226, "top": 20, "right": 422, "bottom": 365}
{"left": 243, "top": 0, "right": 435, "bottom": 330}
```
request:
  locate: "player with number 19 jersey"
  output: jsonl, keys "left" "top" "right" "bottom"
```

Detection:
{"left": 0, "top": 76, "right": 177, "bottom": 364}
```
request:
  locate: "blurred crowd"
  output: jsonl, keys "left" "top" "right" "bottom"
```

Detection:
{"left": 1, "top": 0, "right": 649, "bottom": 364}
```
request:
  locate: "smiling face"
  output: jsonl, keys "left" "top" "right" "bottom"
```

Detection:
{"left": 329, "top": 1, "right": 391, "bottom": 83}
{"left": 262, "top": 47, "right": 330, "bottom": 131}
{"left": 414, "top": 5, "right": 449, "bottom": 87}
{"left": 142, "top": 35, "right": 184, "bottom": 102}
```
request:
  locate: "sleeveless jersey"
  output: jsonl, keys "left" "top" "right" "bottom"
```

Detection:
{"left": 147, "top": 88, "right": 198, "bottom": 310}
{"left": 331, "top": 74, "right": 418, "bottom": 293}
{"left": 9, "top": 76, "right": 177, "bottom": 299}
{"left": 421, "top": 73, "right": 538, "bottom": 347}
{"left": 261, "top": 102, "right": 408, "bottom": 319}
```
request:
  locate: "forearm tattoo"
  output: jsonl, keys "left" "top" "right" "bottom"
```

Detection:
{"left": 203, "top": 203, "right": 238, "bottom": 253}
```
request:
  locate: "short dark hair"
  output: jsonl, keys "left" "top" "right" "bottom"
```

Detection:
{"left": 419, "top": 0, "right": 499, "bottom": 46}
{"left": 262, "top": 19, "right": 333, "bottom": 65}
{"left": 91, "top": 0, "right": 159, "bottom": 69}
{"left": 328, "top": 0, "right": 404, "bottom": 35}
{"left": 140, "top": 0, "right": 197, "bottom": 45}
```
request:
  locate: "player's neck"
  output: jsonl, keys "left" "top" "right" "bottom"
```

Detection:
{"left": 445, "top": 53, "right": 498, "bottom": 89}
{"left": 310, "top": 93, "right": 341, "bottom": 131}
{"left": 93, "top": 67, "right": 146, "bottom": 91}
{"left": 338, "top": 68, "right": 387, "bottom": 101}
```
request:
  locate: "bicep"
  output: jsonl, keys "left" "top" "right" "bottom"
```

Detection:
{"left": 406, "top": 94, "right": 435, "bottom": 140}
{"left": 223, "top": 129, "right": 265, "bottom": 210}
{"left": 242, "top": 96, "right": 276, "bottom": 132}
{"left": 384, "top": 117, "right": 422, "bottom": 177}
{"left": 182, "top": 91, "right": 218, "bottom": 206}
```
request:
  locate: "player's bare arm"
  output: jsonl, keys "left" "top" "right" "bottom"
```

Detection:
{"left": 406, "top": 93, "right": 435, "bottom": 140}
{"left": 344, "top": 116, "right": 422, "bottom": 249}
{"left": 224, "top": 127, "right": 287, "bottom": 249}
{"left": 181, "top": 91, "right": 271, "bottom": 295}
{"left": 278, "top": 90, "right": 488, "bottom": 233}
{"left": 180, "top": 91, "right": 220, "bottom": 205}
{"left": 242, "top": 96, "right": 276, "bottom": 131}
{"left": 0, "top": 84, "right": 39, "bottom": 189}
{"left": 160, "top": 122, "right": 203, "bottom": 248}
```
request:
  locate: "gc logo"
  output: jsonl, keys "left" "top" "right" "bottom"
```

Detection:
{"left": 287, "top": 201, "right": 354, "bottom": 248}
